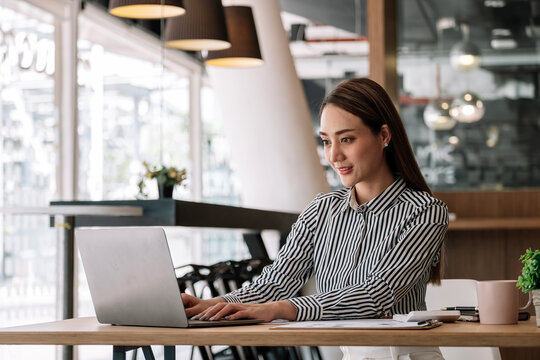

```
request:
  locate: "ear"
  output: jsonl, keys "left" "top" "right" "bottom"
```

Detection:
{"left": 380, "top": 124, "right": 392, "bottom": 147}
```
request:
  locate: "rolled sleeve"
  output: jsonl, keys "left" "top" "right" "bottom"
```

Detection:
{"left": 287, "top": 296, "right": 323, "bottom": 321}
{"left": 221, "top": 293, "right": 242, "bottom": 303}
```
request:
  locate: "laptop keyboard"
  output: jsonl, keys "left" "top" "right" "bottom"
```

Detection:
{"left": 187, "top": 318, "right": 263, "bottom": 327}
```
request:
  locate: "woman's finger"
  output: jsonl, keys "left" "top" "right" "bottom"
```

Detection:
{"left": 226, "top": 309, "right": 250, "bottom": 320}
{"left": 185, "top": 303, "right": 209, "bottom": 318}
{"left": 210, "top": 303, "right": 243, "bottom": 320}
{"left": 183, "top": 297, "right": 220, "bottom": 318}
{"left": 193, "top": 302, "right": 227, "bottom": 320}
{"left": 181, "top": 293, "right": 200, "bottom": 308}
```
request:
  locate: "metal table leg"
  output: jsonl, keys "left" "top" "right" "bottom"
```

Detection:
{"left": 164, "top": 346, "right": 176, "bottom": 360}
{"left": 62, "top": 215, "right": 75, "bottom": 360}
{"left": 112, "top": 346, "right": 175, "bottom": 360}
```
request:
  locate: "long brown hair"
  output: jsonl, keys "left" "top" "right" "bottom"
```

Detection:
{"left": 320, "top": 78, "right": 443, "bottom": 284}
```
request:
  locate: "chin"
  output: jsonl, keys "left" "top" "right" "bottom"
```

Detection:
{"left": 339, "top": 177, "right": 357, "bottom": 188}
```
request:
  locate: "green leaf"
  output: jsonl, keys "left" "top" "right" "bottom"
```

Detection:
{"left": 517, "top": 249, "right": 540, "bottom": 292}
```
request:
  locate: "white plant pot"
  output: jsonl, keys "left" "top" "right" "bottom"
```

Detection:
{"left": 533, "top": 289, "right": 540, "bottom": 327}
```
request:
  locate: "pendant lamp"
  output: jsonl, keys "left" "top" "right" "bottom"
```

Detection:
{"left": 450, "top": 41, "right": 481, "bottom": 70}
{"left": 422, "top": 48, "right": 455, "bottom": 130}
{"left": 449, "top": 92, "right": 485, "bottom": 123}
{"left": 109, "top": 0, "right": 185, "bottom": 19}
{"left": 205, "top": 6, "right": 263, "bottom": 68}
{"left": 424, "top": 99, "right": 457, "bottom": 130}
{"left": 450, "top": 24, "right": 481, "bottom": 71}
{"left": 165, "top": 0, "right": 230, "bottom": 51}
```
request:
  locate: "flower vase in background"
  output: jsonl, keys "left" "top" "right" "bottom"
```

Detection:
{"left": 158, "top": 182, "right": 175, "bottom": 198}
{"left": 138, "top": 162, "right": 186, "bottom": 199}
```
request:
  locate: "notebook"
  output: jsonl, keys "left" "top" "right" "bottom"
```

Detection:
{"left": 76, "top": 226, "right": 262, "bottom": 328}
{"left": 392, "top": 310, "right": 460, "bottom": 323}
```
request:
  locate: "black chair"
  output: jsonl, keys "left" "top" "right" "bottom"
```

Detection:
{"left": 176, "top": 259, "right": 315, "bottom": 360}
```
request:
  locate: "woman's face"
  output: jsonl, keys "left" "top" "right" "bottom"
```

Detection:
{"left": 320, "top": 104, "right": 390, "bottom": 188}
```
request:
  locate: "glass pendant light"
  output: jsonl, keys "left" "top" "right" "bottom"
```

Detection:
{"left": 450, "top": 41, "right": 481, "bottom": 70}
{"left": 449, "top": 92, "right": 485, "bottom": 123}
{"left": 109, "top": 0, "right": 185, "bottom": 19}
{"left": 205, "top": 6, "right": 264, "bottom": 68}
{"left": 423, "top": 41, "right": 456, "bottom": 131}
{"left": 450, "top": 24, "right": 481, "bottom": 71}
{"left": 424, "top": 99, "right": 457, "bottom": 130}
{"left": 164, "top": 0, "right": 230, "bottom": 51}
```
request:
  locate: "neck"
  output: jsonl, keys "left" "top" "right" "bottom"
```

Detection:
{"left": 353, "top": 166, "right": 395, "bottom": 205}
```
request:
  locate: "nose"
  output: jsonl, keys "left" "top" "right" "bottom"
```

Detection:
{"left": 328, "top": 142, "right": 343, "bottom": 164}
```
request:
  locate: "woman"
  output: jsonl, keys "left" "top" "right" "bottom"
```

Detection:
{"left": 183, "top": 78, "right": 448, "bottom": 360}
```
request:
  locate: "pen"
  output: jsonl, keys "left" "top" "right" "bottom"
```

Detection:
{"left": 441, "top": 306, "right": 478, "bottom": 311}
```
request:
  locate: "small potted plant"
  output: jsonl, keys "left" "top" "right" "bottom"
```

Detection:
{"left": 137, "top": 161, "right": 186, "bottom": 199}
{"left": 517, "top": 248, "right": 540, "bottom": 326}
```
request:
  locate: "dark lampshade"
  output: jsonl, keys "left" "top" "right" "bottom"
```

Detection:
{"left": 205, "top": 6, "right": 263, "bottom": 68}
{"left": 164, "top": 0, "right": 230, "bottom": 51}
{"left": 109, "top": 0, "right": 185, "bottom": 19}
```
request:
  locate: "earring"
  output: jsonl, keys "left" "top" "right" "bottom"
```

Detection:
{"left": 384, "top": 143, "right": 389, "bottom": 148}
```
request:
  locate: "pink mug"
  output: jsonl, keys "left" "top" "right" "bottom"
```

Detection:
{"left": 476, "top": 280, "right": 532, "bottom": 324}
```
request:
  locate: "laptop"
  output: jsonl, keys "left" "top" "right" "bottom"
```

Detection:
{"left": 76, "top": 226, "right": 263, "bottom": 328}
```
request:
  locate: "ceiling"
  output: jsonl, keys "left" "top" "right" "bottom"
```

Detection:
{"left": 279, "top": 0, "right": 367, "bottom": 36}
{"left": 84, "top": 0, "right": 540, "bottom": 53}
{"left": 83, "top": 0, "right": 540, "bottom": 77}
{"left": 280, "top": 0, "right": 540, "bottom": 53}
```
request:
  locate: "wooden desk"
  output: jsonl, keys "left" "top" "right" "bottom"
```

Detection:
{"left": 1, "top": 317, "right": 540, "bottom": 348}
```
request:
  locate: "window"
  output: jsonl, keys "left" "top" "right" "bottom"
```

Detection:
{"left": 0, "top": 1, "right": 58, "bottom": 359}
{"left": 201, "top": 85, "right": 241, "bottom": 206}
{"left": 77, "top": 42, "right": 191, "bottom": 200}
{"left": 397, "top": 2, "right": 540, "bottom": 190}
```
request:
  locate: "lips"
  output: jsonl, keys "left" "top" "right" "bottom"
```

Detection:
{"left": 336, "top": 166, "right": 352, "bottom": 175}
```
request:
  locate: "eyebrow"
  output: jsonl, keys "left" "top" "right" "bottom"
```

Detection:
{"left": 319, "top": 128, "right": 355, "bottom": 136}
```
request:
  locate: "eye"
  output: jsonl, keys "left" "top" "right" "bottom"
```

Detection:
{"left": 321, "top": 139, "right": 330, "bottom": 146}
{"left": 341, "top": 137, "right": 353, "bottom": 143}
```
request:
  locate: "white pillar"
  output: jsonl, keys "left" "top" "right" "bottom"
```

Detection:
{"left": 189, "top": 70, "right": 203, "bottom": 202}
{"left": 207, "top": 0, "right": 329, "bottom": 213}
{"left": 56, "top": 0, "right": 80, "bottom": 201}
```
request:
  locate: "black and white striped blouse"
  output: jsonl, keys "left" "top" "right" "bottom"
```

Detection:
{"left": 222, "top": 178, "right": 448, "bottom": 321}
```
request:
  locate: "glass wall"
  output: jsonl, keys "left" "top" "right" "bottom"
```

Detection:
{"left": 396, "top": 0, "right": 540, "bottom": 191}
{"left": 77, "top": 41, "right": 191, "bottom": 201}
{"left": 199, "top": 85, "right": 246, "bottom": 271}
{"left": 292, "top": 1, "right": 540, "bottom": 192}
{"left": 0, "top": 1, "right": 58, "bottom": 359}
{"left": 0, "top": 1, "right": 246, "bottom": 359}
{"left": 201, "top": 85, "right": 242, "bottom": 206}
{"left": 76, "top": 7, "right": 195, "bottom": 360}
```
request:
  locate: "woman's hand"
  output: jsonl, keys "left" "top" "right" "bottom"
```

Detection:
{"left": 181, "top": 293, "right": 225, "bottom": 318}
{"left": 191, "top": 300, "right": 297, "bottom": 323}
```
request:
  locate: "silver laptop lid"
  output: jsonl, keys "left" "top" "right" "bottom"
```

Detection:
{"left": 76, "top": 227, "right": 188, "bottom": 327}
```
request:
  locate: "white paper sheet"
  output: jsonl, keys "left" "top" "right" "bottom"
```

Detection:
{"left": 273, "top": 319, "right": 440, "bottom": 330}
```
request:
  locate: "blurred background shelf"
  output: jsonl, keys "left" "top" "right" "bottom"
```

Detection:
{"left": 449, "top": 218, "right": 540, "bottom": 231}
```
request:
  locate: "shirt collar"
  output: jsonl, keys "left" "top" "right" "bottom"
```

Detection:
{"left": 343, "top": 177, "right": 407, "bottom": 215}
